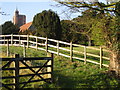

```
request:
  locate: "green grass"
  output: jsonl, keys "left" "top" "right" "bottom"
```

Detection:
{"left": 44, "top": 56, "right": 119, "bottom": 88}
{"left": 1, "top": 46, "right": 119, "bottom": 89}
{"left": 47, "top": 46, "right": 110, "bottom": 65}
{"left": 1, "top": 46, "right": 46, "bottom": 57}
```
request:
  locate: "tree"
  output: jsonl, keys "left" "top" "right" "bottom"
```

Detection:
{"left": 1, "top": 21, "right": 19, "bottom": 35}
{"left": 61, "top": 20, "right": 87, "bottom": 44}
{"left": 33, "top": 10, "right": 62, "bottom": 40}
{"left": 72, "top": 9, "right": 98, "bottom": 46}
{"left": 55, "top": 0, "right": 120, "bottom": 75}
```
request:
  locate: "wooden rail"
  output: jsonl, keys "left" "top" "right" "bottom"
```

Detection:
{"left": 0, "top": 34, "right": 110, "bottom": 68}
{"left": 0, "top": 53, "right": 53, "bottom": 89}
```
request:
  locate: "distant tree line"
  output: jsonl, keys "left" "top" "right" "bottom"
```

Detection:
{"left": 1, "top": 9, "right": 118, "bottom": 46}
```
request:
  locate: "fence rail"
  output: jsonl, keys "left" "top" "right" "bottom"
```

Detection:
{"left": 0, "top": 34, "right": 110, "bottom": 68}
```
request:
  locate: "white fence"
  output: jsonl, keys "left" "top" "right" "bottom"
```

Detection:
{"left": 0, "top": 34, "right": 110, "bottom": 68}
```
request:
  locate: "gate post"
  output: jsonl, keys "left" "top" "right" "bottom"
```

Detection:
{"left": 47, "top": 53, "right": 53, "bottom": 83}
{"left": 14, "top": 54, "right": 20, "bottom": 89}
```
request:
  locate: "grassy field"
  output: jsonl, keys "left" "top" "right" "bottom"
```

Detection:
{"left": 1, "top": 46, "right": 120, "bottom": 89}
{"left": 48, "top": 46, "right": 110, "bottom": 65}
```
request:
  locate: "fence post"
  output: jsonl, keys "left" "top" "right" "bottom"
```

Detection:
{"left": 19, "top": 35, "right": 20, "bottom": 46}
{"left": 70, "top": 42, "right": 73, "bottom": 62}
{"left": 4, "top": 35, "right": 5, "bottom": 45}
{"left": 36, "top": 36, "right": 38, "bottom": 50}
{"left": 27, "top": 35, "right": 29, "bottom": 48}
{"left": 45, "top": 37, "right": 48, "bottom": 52}
{"left": 7, "top": 39, "right": 9, "bottom": 57}
{"left": 47, "top": 53, "right": 53, "bottom": 83}
{"left": 57, "top": 40, "right": 59, "bottom": 55}
{"left": 14, "top": 54, "right": 20, "bottom": 89}
{"left": 84, "top": 46, "right": 87, "bottom": 64}
{"left": 100, "top": 47, "right": 103, "bottom": 69}
{"left": 11, "top": 34, "right": 13, "bottom": 46}
{"left": 23, "top": 43, "right": 26, "bottom": 57}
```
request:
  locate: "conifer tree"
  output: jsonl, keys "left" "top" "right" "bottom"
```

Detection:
{"left": 33, "top": 10, "right": 62, "bottom": 40}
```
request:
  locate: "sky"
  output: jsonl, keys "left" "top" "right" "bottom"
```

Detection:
{"left": 0, "top": 0, "right": 81, "bottom": 25}
{"left": 0, "top": 0, "right": 108, "bottom": 25}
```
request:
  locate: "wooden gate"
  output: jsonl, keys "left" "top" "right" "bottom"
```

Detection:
{"left": 0, "top": 54, "right": 53, "bottom": 89}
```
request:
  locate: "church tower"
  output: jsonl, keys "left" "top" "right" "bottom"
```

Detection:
{"left": 13, "top": 8, "right": 19, "bottom": 25}
{"left": 13, "top": 8, "right": 26, "bottom": 27}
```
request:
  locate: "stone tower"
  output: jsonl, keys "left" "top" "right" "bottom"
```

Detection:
{"left": 13, "top": 8, "right": 19, "bottom": 25}
{"left": 13, "top": 8, "right": 26, "bottom": 27}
